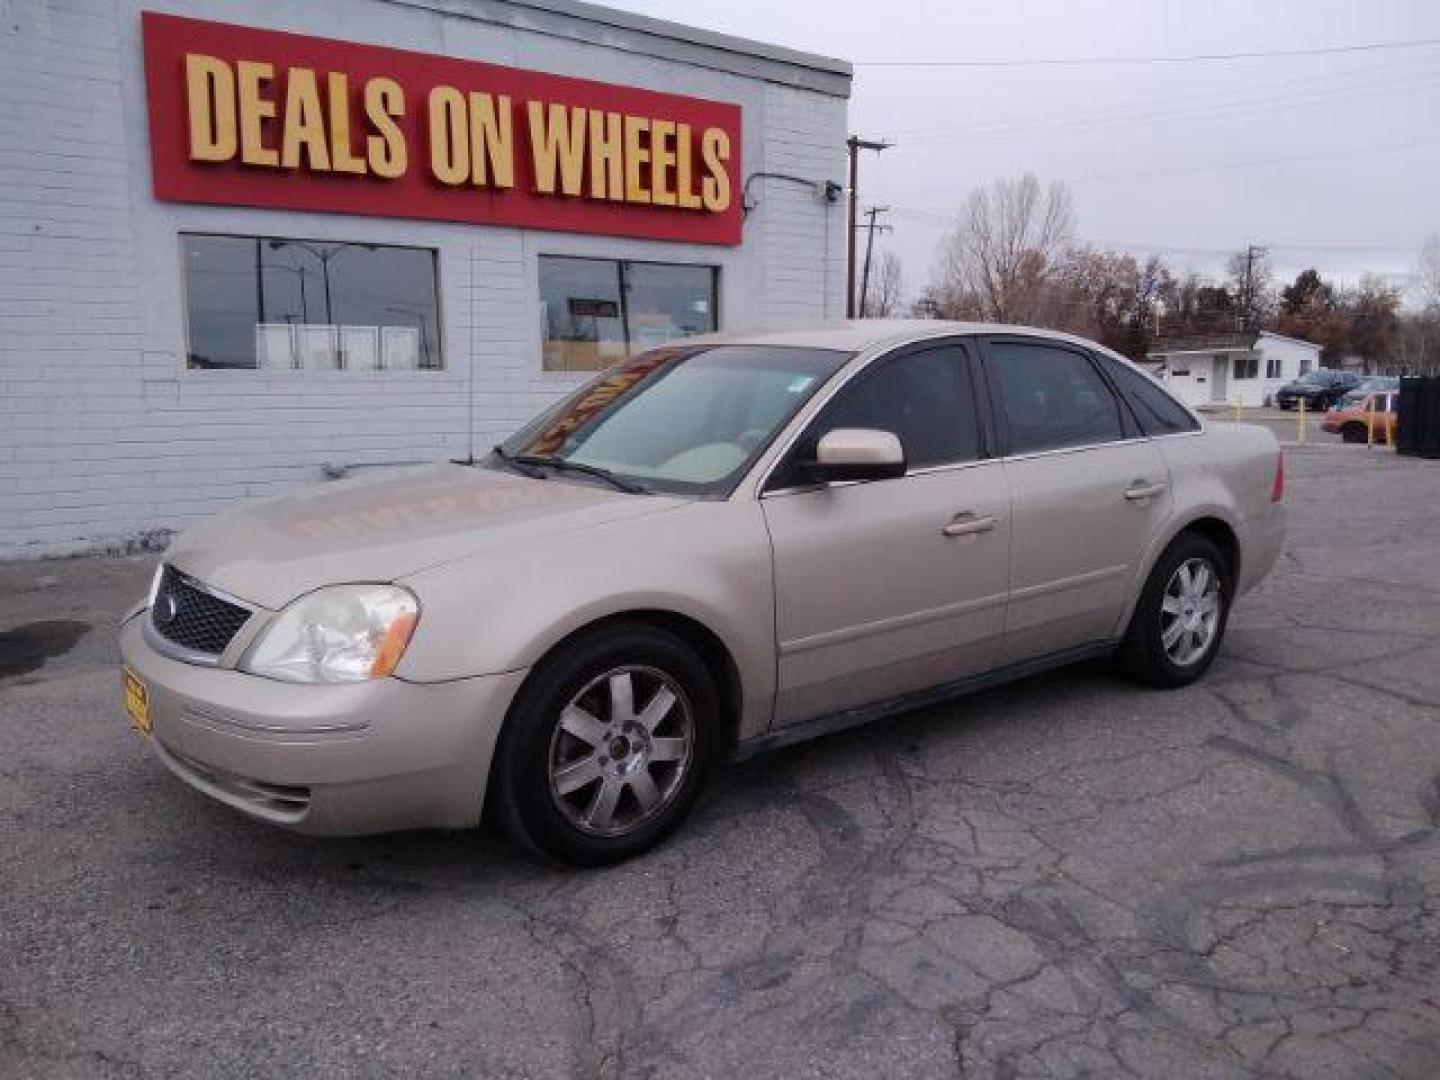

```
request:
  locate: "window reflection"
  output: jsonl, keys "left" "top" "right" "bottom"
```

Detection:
{"left": 540, "top": 255, "right": 717, "bottom": 372}
{"left": 182, "top": 234, "right": 441, "bottom": 371}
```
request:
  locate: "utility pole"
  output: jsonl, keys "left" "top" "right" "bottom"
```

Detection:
{"left": 1239, "top": 244, "right": 1267, "bottom": 331}
{"left": 846, "top": 136, "right": 892, "bottom": 318}
{"left": 858, "top": 205, "right": 892, "bottom": 317}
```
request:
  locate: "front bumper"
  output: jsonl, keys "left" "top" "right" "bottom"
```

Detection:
{"left": 119, "top": 613, "right": 528, "bottom": 835}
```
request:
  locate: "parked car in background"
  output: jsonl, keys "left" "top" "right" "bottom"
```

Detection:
{"left": 1322, "top": 389, "right": 1398, "bottom": 444}
{"left": 1275, "top": 369, "right": 1360, "bottom": 410}
{"left": 1357, "top": 375, "right": 1400, "bottom": 393}
{"left": 119, "top": 322, "right": 1286, "bottom": 865}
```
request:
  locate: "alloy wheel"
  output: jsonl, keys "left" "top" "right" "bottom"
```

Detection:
{"left": 547, "top": 665, "right": 695, "bottom": 837}
{"left": 1160, "top": 557, "right": 1222, "bottom": 667}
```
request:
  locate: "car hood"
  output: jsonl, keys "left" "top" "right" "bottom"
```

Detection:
{"left": 164, "top": 463, "right": 686, "bottom": 610}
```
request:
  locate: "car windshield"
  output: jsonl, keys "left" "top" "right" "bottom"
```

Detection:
{"left": 1340, "top": 390, "right": 1368, "bottom": 407}
{"left": 1299, "top": 371, "right": 1333, "bottom": 385}
{"left": 496, "top": 344, "right": 851, "bottom": 497}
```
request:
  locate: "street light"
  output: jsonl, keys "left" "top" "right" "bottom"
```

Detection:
{"left": 267, "top": 240, "right": 378, "bottom": 326}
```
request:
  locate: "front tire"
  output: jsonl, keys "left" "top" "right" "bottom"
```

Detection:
{"left": 492, "top": 622, "right": 718, "bottom": 866}
{"left": 1341, "top": 423, "right": 1368, "bottom": 444}
{"left": 1117, "top": 533, "right": 1231, "bottom": 688}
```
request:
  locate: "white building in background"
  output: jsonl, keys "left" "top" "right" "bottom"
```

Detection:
{"left": 1, "top": 0, "right": 851, "bottom": 558}
{"left": 1146, "top": 331, "right": 1321, "bottom": 409}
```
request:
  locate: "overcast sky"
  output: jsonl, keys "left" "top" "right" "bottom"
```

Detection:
{"left": 608, "top": 0, "right": 1440, "bottom": 305}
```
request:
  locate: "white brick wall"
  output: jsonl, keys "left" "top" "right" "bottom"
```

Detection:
{"left": 0, "top": 0, "right": 848, "bottom": 559}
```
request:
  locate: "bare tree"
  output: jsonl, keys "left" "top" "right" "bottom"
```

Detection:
{"left": 933, "top": 174, "right": 1075, "bottom": 322}
{"left": 1419, "top": 234, "right": 1440, "bottom": 310}
{"left": 1226, "top": 247, "right": 1273, "bottom": 330}
{"left": 862, "top": 251, "right": 904, "bottom": 317}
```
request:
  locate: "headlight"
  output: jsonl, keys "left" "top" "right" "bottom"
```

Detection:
{"left": 242, "top": 584, "right": 419, "bottom": 684}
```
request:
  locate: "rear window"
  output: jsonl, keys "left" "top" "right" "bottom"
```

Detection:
{"left": 987, "top": 340, "right": 1127, "bottom": 454}
{"left": 1099, "top": 356, "right": 1200, "bottom": 435}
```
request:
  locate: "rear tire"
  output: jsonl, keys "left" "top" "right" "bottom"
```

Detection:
{"left": 1117, "top": 532, "right": 1231, "bottom": 689}
{"left": 492, "top": 622, "right": 718, "bottom": 866}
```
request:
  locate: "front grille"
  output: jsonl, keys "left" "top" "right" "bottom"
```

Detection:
{"left": 150, "top": 565, "right": 251, "bottom": 656}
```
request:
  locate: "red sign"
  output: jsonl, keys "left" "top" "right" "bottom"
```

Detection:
{"left": 141, "top": 12, "right": 743, "bottom": 245}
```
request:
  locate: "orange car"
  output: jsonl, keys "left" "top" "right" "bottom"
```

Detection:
{"left": 1322, "top": 390, "right": 1398, "bottom": 444}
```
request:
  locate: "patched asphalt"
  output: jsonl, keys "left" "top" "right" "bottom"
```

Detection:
{"left": 3, "top": 444, "right": 1439, "bottom": 1079}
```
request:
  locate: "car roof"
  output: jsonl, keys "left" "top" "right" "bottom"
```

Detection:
{"left": 677, "top": 320, "right": 1128, "bottom": 358}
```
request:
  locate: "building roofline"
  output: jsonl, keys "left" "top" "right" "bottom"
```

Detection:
{"left": 1256, "top": 330, "right": 1322, "bottom": 351}
{"left": 385, "top": 0, "right": 853, "bottom": 96}
{"left": 1149, "top": 345, "right": 1253, "bottom": 357}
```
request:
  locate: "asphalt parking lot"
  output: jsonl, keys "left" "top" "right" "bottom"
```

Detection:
{"left": 3, "top": 444, "right": 1439, "bottom": 1079}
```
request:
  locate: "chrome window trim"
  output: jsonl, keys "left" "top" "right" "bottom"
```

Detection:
{"left": 747, "top": 331, "right": 1212, "bottom": 501}
{"left": 760, "top": 455, "right": 994, "bottom": 500}
{"left": 996, "top": 435, "right": 1150, "bottom": 464}
{"left": 763, "top": 428, "right": 1209, "bottom": 498}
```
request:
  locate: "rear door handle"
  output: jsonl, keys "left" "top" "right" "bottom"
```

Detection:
{"left": 1124, "top": 479, "right": 1168, "bottom": 501}
{"left": 943, "top": 512, "right": 998, "bottom": 537}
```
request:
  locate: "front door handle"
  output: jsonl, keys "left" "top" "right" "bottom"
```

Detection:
{"left": 1124, "top": 479, "right": 1168, "bottom": 501}
{"left": 943, "top": 512, "right": 998, "bottom": 537}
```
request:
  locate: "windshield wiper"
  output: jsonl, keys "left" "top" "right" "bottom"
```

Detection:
{"left": 488, "top": 445, "right": 549, "bottom": 480}
{"left": 510, "top": 454, "right": 650, "bottom": 494}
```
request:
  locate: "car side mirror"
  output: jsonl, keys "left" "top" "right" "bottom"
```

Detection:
{"left": 804, "top": 428, "right": 907, "bottom": 483}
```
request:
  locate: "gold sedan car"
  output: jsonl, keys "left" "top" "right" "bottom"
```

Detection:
{"left": 120, "top": 322, "right": 1285, "bottom": 864}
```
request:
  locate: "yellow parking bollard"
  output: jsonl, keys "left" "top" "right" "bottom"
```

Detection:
{"left": 1232, "top": 396, "right": 1242, "bottom": 424}
{"left": 1366, "top": 398, "right": 1376, "bottom": 447}
{"left": 1297, "top": 397, "right": 1306, "bottom": 443}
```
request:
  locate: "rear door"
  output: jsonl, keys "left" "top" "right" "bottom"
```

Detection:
{"left": 980, "top": 336, "right": 1173, "bottom": 665}
{"left": 762, "top": 339, "right": 1011, "bottom": 726}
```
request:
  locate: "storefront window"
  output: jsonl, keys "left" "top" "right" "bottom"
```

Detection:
{"left": 540, "top": 255, "right": 717, "bottom": 372}
{"left": 182, "top": 234, "right": 442, "bottom": 371}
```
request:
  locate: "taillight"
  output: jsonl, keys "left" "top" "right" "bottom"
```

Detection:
{"left": 1271, "top": 450, "right": 1285, "bottom": 503}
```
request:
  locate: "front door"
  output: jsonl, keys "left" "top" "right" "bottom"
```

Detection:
{"left": 981, "top": 336, "right": 1173, "bottom": 664}
{"left": 1210, "top": 354, "right": 1229, "bottom": 403}
{"left": 762, "top": 342, "right": 1011, "bottom": 726}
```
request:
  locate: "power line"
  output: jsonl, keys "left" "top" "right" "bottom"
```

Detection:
{"left": 893, "top": 67, "right": 1440, "bottom": 147}
{"left": 882, "top": 53, "right": 1430, "bottom": 138}
{"left": 856, "top": 36, "right": 1440, "bottom": 68}
{"left": 882, "top": 205, "right": 1427, "bottom": 258}
{"left": 1065, "top": 133, "right": 1440, "bottom": 185}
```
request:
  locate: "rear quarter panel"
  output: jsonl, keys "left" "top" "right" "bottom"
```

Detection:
{"left": 1113, "top": 424, "right": 1285, "bottom": 635}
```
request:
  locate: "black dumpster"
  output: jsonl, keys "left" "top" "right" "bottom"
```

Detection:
{"left": 1396, "top": 376, "right": 1440, "bottom": 459}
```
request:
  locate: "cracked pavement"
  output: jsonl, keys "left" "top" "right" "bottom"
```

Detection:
{"left": 3, "top": 445, "right": 1439, "bottom": 1079}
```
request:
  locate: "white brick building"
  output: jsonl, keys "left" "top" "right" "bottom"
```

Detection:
{"left": 0, "top": 0, "right": 851, "bottom": 558}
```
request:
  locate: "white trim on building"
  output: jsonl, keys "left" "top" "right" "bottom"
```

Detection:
{"left": 1147, "top": 331, "right": 1321, "bottom": 409}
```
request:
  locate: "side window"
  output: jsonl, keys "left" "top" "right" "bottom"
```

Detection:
{"left": 768, "top": 345, "right": 978, "bottom": 489}
{"left": 987, "top": 340, "right": 1126, "bottom": 454}
{"left": 1099, "top": 356, "right": 1200, "bottom": 435}
{"left": 820, "top": 346, "right": 979, "bottom": 469}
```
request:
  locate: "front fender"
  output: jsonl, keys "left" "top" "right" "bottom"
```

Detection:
{"left": 393, "top": 500, "right": 777, "bottom": 738}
